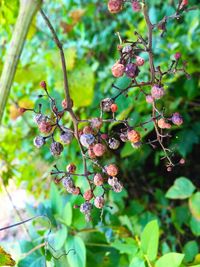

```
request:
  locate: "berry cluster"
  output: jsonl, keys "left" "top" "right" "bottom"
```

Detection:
{"left": 18, "top": 1, "right": 193, "bottom": 220}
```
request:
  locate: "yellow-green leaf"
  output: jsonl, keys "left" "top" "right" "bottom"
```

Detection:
{"left": 0, "top": 246, "right": 15, "bottom": 266}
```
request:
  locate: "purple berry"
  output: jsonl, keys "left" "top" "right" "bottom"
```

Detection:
{"left": 171, "top": 112, "right": 183, "bottom": 126}
{"left": 33, "top": 136, "right": 45, "bottom": 148}
{"left": 50, "top": 141, "right": 63, "bottom": 156}
{"left": 125, "top": 63, "right": 139, "bottom": 78}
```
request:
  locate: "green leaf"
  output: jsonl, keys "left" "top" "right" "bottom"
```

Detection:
{"left": 190, "top": 216, "right": 200, "bottom": 236}
{"left": 189, "top": 192, "right": 200, "bottom": 220}
{"left": 0, "top": 246, "right": 15, "bottom": 266}
{"left": 63, "top": 202, "right": 73, "bottom": 226}
{"left": 68, "top": 62, "right": 95, "bottom": 107}
{"left": 183, "top": 241, "right": 199, "bottom": 263}
{"left": 50, "top": 182, "right": 63, "bottom": 216}
{"left": 129, "top": 257, "right": 145, "bottom": 267}
{"left": 111, "top": 238, "right": 138, "bottom": 255}
{"left": 141, "top": 220, "right": 159, "bottom": 261}
{"left": 51, "top": 226, "right": 68, "bottom": 251}
{"left": 65, "top": 236, "right": 86, "bottom": 267}
{"left": 155, "top": 253, "right": 184, "bottom": 267}
{"left": 166, "top": 177, "right": 196, "bottom": 199}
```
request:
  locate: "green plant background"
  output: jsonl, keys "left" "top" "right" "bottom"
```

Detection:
{"left": 0, "top": 0, "right": 200, "bottom": 266}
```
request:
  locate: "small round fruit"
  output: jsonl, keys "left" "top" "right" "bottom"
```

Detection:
{"left": 106, "top": 164, "right": 119, "bottom": 177}
{"left": 67, "top": 163, "right": 76, "bottom": 173}
{"left": 40, "top": 80, "right": 46, "bottom": 89}
{"left": 151, "top": 85, "right": 165, "bottom": 99}
{"left": 127, "top": 130, "right": 141, "bottom": 143}
{"left": 113, "top": 181, "right": 123, "bottom": 193}
{"left": 174, "top": 52, "right": 181, "bottom": 60}
{"left": 50, "top": 141, "right": 63, "bottom": 156}
{"left": 108, "top": 0, "right": 123, "bottom": 13}
{"left": 93, "top": 173, "right": 104, "bottom": 186}
{"left": 94, "top": 196, "right": 105, "bottom": 209}
{"left": 132, "top": 1, "right": 141, "bottom": 12}
{"left": 111, "top": 62, "right": 125, "bottom": 77}
{"left": 171, "top": 112, "right": 183, "bottom": 126}
{"left": 135, "top": 56, "right": 145, "bottom": 66}
{"left": 60, "top": 130, "right": 73, "bottom": 144}
{"left": 125, "top": 63, "right": 139, "bottom": 78}
{"left": 146, "top": 95, "right": 154, "bottom": 104}
{"left": 83, "top": 190, "right": 94, "bottom": 201}
{"left": 80, "top": 134, "right": 95, "bottom": 148}
{"left": 93, "top": 143, "right": 106, "bottom": 157}
{"left": 83, "top": 126, "right": 94, "bottom": 134}
{"left": 62, "top": 176, "right": 74, "bottom": 189}
{"left": 80, "top": 202, "right": 92, "bottom": 214}
{"left": 33, "top": 136, "right": 45, "bottom": 148}
{"left": 88, "top": 146, "right": 96, "bottom": 159}
{"left": 108, "top": 177, "right": 118, "bottom": 186}
{"left": 111, "top": 103, "right": 118, "bottom": 113}
{"left": 90, "top": 118, "right": 103, "bottom": 129}
{"left": 38, "top": 121, "right": 53, "bottom": 134}
{"left": 101, "top": 98, "right": 114, "bottom": 112}
{"left": 157, "top": 118, "right": 171, "bottom": 129}
{"left": 72, "top": 187, "right": 80, "bottom": 195}
{"left": 108, "top": 138, "right": 120, "bottom": 150}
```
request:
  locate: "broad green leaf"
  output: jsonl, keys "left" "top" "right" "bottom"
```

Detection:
{"left": 63, "top": 202, "right": 73, "bottom": 226}
{"left": 155, "top": 253, "right": 184, "bottom": 267}
{"left": 0, "top": 246, "right": 15, "bottom": 266}
{"left": 183, "top": 241, "right": 199, "bottom": 263}
{"left": 68, "top": 62, "right": 95, "bottom": 107}
{"left": 65, "top": 236, "right": 86, "bottom": 267}
{"left": 190, "top": 217, "right": 200, "bottom": 236}
{"left": 189, "top": 193, "right": 200, "bottom": 220}
{"left": 141, "top": 220, "right": 159, "bottom": 261}
{"left": 50, "top": 226, "right": 68, "bottom": 251}
{"left": 129, "top": 257, "right": 145, "bottom": 267}
{"left": 111, "top": 238, "right": 138, "bottom": 255}
{"left": 166, "top": 177, "right": 196, "bottom": 199}
{"left": 50, "top": 182, "right": 63, "bottom": 216}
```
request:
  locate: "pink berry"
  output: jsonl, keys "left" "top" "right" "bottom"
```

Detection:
{"left": 146, "top": 95, "right": 154, "bottom": 104}
{"left": 93, "top": 173, "right": 104, "bottom": 186}
{"left": 108, "top": 0, "right": 123, "bottom": 13}
{"left": 171, "top": 112, "right": 183, "bottom": 126}
{"left": 132, "top": 1, "right": 141, "bottom": 12}
{"left": 151, "top": 84, "right": 165, "bottom": 99}
{"left": 174, "top": 52, "right": 181, "bottom": 60}
{"left": 83, "top": 190, "right": 93, "bottom": 201}
{"left": 106, "top": 164, "right": 119, "bottom": 177}
{"left": 157, "top": 118, "right": 171, "bottom": 129}
{"left": 111, "top": 103, "right": 118, "bottom": 113}
{"left": 111, "top": 62, "right": 125, "bottom": 77}
{"left": 135, "top": 56, "right": 145, "bottom": 66}
{"left": 40, "top": 81, "right": 46, "bottom": 89}
{"left": 94, "top": 196, "right": 105, "bottom": 209}
{"left": 93, "top": 143, "right": 106, "bottom": 157}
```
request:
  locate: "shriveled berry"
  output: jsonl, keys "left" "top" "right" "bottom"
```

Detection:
{"left": 132, "top": 1, "right": 141, "bottom": 12}
{"left": 83, "top": 126, "right": 94, "bottom": 134}
{"left": 80, "top": 202, "right": 92, "bottom": 214}
{"left": 111, "top": 103, "right": 118, "bottom": 113}
{"left": 80, "top": 134, "right": 95, "bottom": 148}
{"left": 101, "top": 133, "right": 108, "bottom": 140}
{"left": 90, "top": 118, "right": 103, "bottom": 129}
{"left": 62, "top": 176, "right": 74, "bottom": 188}
{"left": 93, "top": 173, "right": 104, "bottom": 186}
{"left": 122, "top": 45, "right": 132, "bottom": 53}
{"left": 108, "top": 0, "right": 123, "bottom": 13}
{"left": 106, "top": 164, "right": 119, "bottom": 177}
{"left": 40, "top": 80, "right": 46, "bottom": 89}
{"left": 120, "top": 132, "right": 128, "bottom": 142}
{"left": 88, "top": 146, "right": 96, "bottom": 159}
{"left": 108, "top": 138, "right": 120, "bottom": 150}
{"left": 93, "top": 143, "right": 106, "bottom": 157}
{"left": 94, "top": 196, "right": 105, "bottom": 209}
{"left": 111, "top": 62, "right": 125, "bottom": 77}
{"left": 131, "top": 141, "right": 142, "bottom": 149}
{"left": 135, "top": 56, "right": 145, "bottom": 66}
{"left": 50, "top": 141, "right": 63, "bottom": 156}
{"left": 108, "top": 177, "right": 118, "bottom": 186}
{"left": 60, "top": 130, "right": 73, "bottom": 144}
{"left": 113, "top": 181, "right": 123, "bottom": 193}
{"left": 101, "top": 98, "right": 114, "bottom": 112}
{"left": 34, "top": 114, "right": 47, "bottom": 125}
{"left": 72, "top": 187, "right": 80, "bottom": 195}
{"left": 151, "top": 85, "right": 165, "bottom": 99}
{"left": 38, "top": 121, "right": 53, "bottom": 134}
{"left": 158, "top": 118, "right": 171, "bottom": 129}
{"left": 67, "top": 163, "right": 76, "bottom": 173}
{"left": 34, "top": 136, "right": 45, "bottom": 148}
{"left": 127, "top": 129, "right": 141, "bottom": 143}
{"left": 146, "top": 95, "right": 154, "bottom": 104}
{"left": 125, "top": 63, "right": 139, "bottom": 78}
{"left": 83, "top": 190, "right": 94, "bottom": 201}
{"left": 174, "top": 52, "right": 181, "bottom": 60}
{"left": 171, "top": 112, "right": 183, "bottom": 126}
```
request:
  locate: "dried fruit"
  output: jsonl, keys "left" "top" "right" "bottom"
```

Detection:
{"left": 72, "top": 187, "right": 80, "bottom": 195}
{"left": 151, "top": 84, "right": 165, "bottom": 99}
{"left": 94, "top": 196, "right": 105, "bottom": 209}
{"left": 67, "top": 163, "right": 76, "bottom": 173}
{"left": 158, "top": 118, "right": 171, "bottom": 129}
{"left": 93, "top": 143, "right": 106, "bottom": 157}
{"left": 80, "top": 202, "right": 92, "bottom": 214}
{"left": 106, "top": 164, "right": 119, "bottom": 177}
{"left": 132, "top": 1, "right": 141, "bottom": 12}
{"left": 108, "top": 0, "right": 123, "bottom": 13}
{"left": 108, "top": 177, "right": 118, "bottom": 186}
{"left": 62, "top": 176, "right": 74, "bottom": 189}
{"left": 135, "top": 56, "right": 145, "bottom": 66}
{"left": 33, "top": 136, "right": 45, "bottom": 148}
{"left": 171, "top": 112, "right": 183, "bottom": 126}
{"left": 101, "top": 98, "right": 114, "bottom": 112}
{"left": 80, "top": 134, "right": 95, "bottom": 148}
{"left": 125, "top": 63, "right": 139, "bottom": 78}
{"left": 127, "top": 129, "right": 141, "bottom": 143}
{"left": 83, "top": 190, "right": 94, "bottom": 201}
{"left": 88, "top": 146, "right": 96, "bottom": 159}
{"left": 108, "top": 138, "right": 120, "bottom": 150}
{"left": 38, "top": 121, "right": 53, "bottom": 134}
{"left": 93, "top": 173, "right": 104, "bottom": 186}
{"left": 83, "top": 126, "right": 94, "bottom": 134}
{"left": 50, "top": 141, "right": 63, "bottom": 156}
{"left": 111, "top": 62, "right": 125, "bottom": 77}
{"left": 90, "top": 118, "right": 103, "bottom": 129}
{"left": 120, "top": 132, "right": 128, "bottom": 142}
{"left": 60, "top": 130, "right": 73, "bottom": 144}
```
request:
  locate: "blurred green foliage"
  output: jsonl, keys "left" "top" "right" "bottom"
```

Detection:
{"left": 0, "top": 0, "right": 200, "bottom": 266}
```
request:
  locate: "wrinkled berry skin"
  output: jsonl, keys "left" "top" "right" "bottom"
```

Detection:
{"left": 113, "top": 181, "right": 123, "bottom": 192}
{"left": 125, "top": 63, "right": 139, "bottom": 78}
{"left": 94, "top": 196, "right": 105, "bottom": 209}
{"left": 60, "top": 130, "right": 73, "bottom": 144}
{"left": 83, "top": 190, "right": 94, "bottom": 201}
{"left": 80, "top": 202, "right": 92, "bottom": 214}
{"left": 171, "top": 112, "right": 183, "bottom": 126}
{"left": 72, "top": 187, "right": 80, "bottom": 195}
{"left": 109, "top": 138, "right": 120, "bottom": 150}
{"left": 62, "top": 176, "right": 74, "bottom": 189}
{"left": 106, "top": 164, "right": 119, "bottom": 177}
{"left": 34, "top": 136, "right": 45, "bottom": 148}
{"left": 135, "top": 56, "right": 145, "bottom": 66}
{"left": 127, "top": 130, "right": 141, "bottom": 143}
{"left": 88, "top": 146, "right": 96, "bottom": 159}
{"left": 80, "top": 134, "right": 95, "bottom": 148}
{"left": 38, "top": 121, "right": 53, "bottom": 134}
{"left": 120, "top": 132, "right": 128, "bottom": 142}
{"left": 50, "top": 141, "right": 63, "bottom": 156}
{"left": 108, "top": 0, "right": 123, "bottom": 13}
{"left": 158, "top": 118, "right": 171, "bottom": 129}
{"left": 132, "top": 1, "right": 141, "bottom": 12}
{"left": 151, "top": 85, "right": 165, "bottom": 99}
{"left": 34, "top": 114, "right": 47, "bottom": 125}
{"left": 67, "top": 163, "right": 76, "bottom": 173}
{"left": 112, "top": 62, "right": 125, "bottom": 77}
{"left": 101, "top": 98, "right": 114, "bottom": 112}
{"left": 93, "top": 143, "right": 106, "bottom": 157}
{"left": 93, "top": 173, "right": 104, "bottom": 186}
{"left": 90, "top": 118, "right": 103, "bottom": 129}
